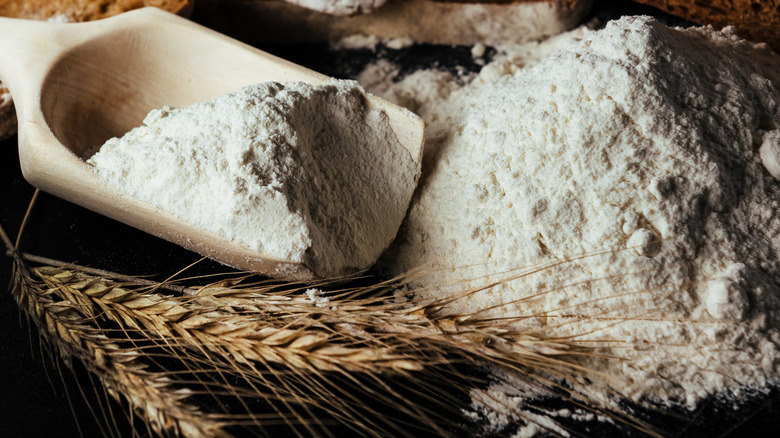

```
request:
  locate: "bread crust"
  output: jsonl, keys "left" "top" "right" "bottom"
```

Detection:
{"left": 633, "top": 0, "right": 780, "bottom": 51}
{"left": 0, "top": 0, "right": 192, "bottom": 20}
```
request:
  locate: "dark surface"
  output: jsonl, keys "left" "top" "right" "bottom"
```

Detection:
{"left": 2, "top": 1, "right": 780, "bottom": 437}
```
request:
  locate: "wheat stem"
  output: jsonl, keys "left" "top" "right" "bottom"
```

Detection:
{"left": 9, "top": 253, "right": 230, "bottom": 437}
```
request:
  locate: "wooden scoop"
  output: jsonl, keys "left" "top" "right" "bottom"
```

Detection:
{"left": 0, "top": 7, "right": 424, "bottom": 280}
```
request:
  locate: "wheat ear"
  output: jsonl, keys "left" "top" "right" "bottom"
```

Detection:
{"left": 8, "top": 253, "right": 229, "bottom": 438}
{"left": 3, "top": 204, "right": 638, "bottom": 437}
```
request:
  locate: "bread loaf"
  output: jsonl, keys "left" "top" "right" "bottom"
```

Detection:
{"left": 0, "top": 0, "right": 192, "bottom": 20}
{"left": 0, "top": 1, "right": 194, "bottom": 141}
{"left": 632, "top": 0, "right": 780, "bottom": 51}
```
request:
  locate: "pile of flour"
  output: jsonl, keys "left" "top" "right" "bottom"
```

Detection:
{"left": 88, "top": 80, "right": 420, "bottom": 277}
{"left": 356, "top": 15, "right": 780, "bottom": 417}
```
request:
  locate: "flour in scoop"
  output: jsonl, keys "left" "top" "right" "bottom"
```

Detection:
{"left": 364, "top": 15, "right": 780, "bottom": 417}
{"left": 88, "top": 80, "right": 420, "bottom": 277}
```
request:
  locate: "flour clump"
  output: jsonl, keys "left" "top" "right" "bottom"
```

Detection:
{"left": 760, "top": 130, "right": 780, "bottom": 179}
{"left": 88, "top": 80, "right": 420, "bottom": 278}
{"left": 376, "top": 16, "right": 780, "bottom": 407}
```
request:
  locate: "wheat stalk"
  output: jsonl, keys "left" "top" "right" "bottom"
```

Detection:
{"left": 29, "top": 259, "right": 596, "bottom": 374}
{"left": 18, "top": 260, "right": 596, "bottom": 430}
{"left": 1, "top": 195, "right": 659, "bottom": 437}
{"left": 8, "top": 251, "right": 229, "bottom": 438}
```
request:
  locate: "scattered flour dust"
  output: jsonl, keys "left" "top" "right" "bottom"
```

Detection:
{"left": 352, "top": 15, "right": 780, "bottom": 433}
{"left": 88, "top": 80, "right": 420, "bottom": 278}
{"left": 304, "top": 288, "right": 331, "bottom": 306}
{"left": 285, "top": 0, "right": 388, "bottom": 15}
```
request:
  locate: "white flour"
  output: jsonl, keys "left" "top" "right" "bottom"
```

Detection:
{"left": 286, "top": 0, "right": 387, "bottom": 15}
{"left": 354, "top": 15, "right": 780, "bottom": 428}
{"left": 88, "top": 80, "right": 420, "bottom": 278}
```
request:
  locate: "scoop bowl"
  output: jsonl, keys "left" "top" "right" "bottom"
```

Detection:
{"left": 0, "top": 7, "right": 424, "bottom": 280}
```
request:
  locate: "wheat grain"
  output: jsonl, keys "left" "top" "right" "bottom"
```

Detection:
{"left": 2, "top": 215, "right": 660, "bottom": 437}
{"left": 9, "top": 254, "right": 229, "bottom": 438}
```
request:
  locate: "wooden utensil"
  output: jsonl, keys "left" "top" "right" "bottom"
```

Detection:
{"left": 0, "top": 7, "right": 424, "bottom": 280}
{"left": 0, "top": 0, "right": 194, "bottom": 144}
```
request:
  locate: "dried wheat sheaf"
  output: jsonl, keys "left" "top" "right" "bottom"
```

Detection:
{"left": 1, "top": 212, "right": 653, "bottom": 437}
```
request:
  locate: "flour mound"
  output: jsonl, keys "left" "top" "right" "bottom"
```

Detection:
{"left": 89, "top": 81, "right": 419, "bottom": 277}
{"left": 382, "top": 16, "right": 780, "bottom": 405}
